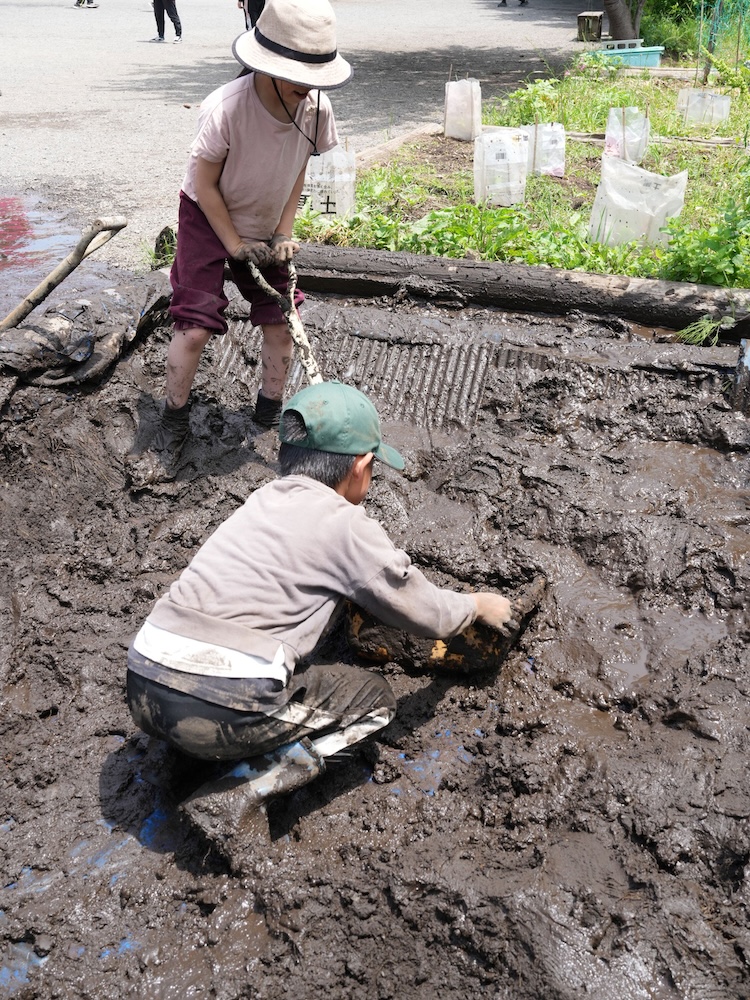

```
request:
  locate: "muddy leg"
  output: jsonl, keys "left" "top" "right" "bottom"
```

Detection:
{"left": 259, "top": 321, "right": 292, "bottom": 400}
{"left": 166, "top": 325, "right": 212, "bottom": 410}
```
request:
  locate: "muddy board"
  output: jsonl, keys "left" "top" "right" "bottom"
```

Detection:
{"left": 1, "top": 279, "right": 749, "bottom": 999}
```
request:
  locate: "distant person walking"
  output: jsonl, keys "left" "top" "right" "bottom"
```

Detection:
{"left": 238, "top": 0, "right": 265, "bottom": 29}
{"left": 152, "top": 0, "right": 182, "bottom": 42}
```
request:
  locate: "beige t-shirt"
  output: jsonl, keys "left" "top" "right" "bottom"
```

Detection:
{"left": 181, "top": 73, "right": 338, "bottom": 241}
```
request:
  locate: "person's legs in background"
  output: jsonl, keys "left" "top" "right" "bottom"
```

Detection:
{"left": 163, "top": 0, "right": 182, "bottom": 41}
{"left": 152, "top": 0, "right": 166, "bottom": 39}
{"left": 245, "top": 0, "right": 265, "bottom": 27}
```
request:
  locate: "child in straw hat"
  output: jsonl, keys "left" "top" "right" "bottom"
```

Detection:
{"left": 149, "top": 0, "right": 352, "bottom": 472}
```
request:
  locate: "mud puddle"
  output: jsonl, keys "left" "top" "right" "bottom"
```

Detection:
{"left": 0, "top": 195, "right": 139, "bottom": 322}
{"left": 0, "top": 278, "right": 748, "bottom": 999}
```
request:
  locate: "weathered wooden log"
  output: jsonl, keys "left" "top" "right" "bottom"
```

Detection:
{"left": 294, "top": 244, "right": 750, "bottom": 332}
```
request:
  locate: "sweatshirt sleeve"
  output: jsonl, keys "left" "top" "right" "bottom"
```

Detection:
{"left": 349, "top": 546, "right": 477, "bottom": 640}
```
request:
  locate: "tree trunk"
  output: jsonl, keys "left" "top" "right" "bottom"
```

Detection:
{"left": 603, "top": 0, "right": 637, "bottom": 39}
{"left": 632, "top": 0, "right": 648, "bottom": 37}
{"left": 294, "top": 244, "right": 750, "bottom": 332}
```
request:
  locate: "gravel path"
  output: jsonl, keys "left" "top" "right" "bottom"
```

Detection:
{"left": 0, "top": 0, "right": 585, "bottom": 273}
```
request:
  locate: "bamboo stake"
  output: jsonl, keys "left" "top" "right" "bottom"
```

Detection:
{"left": 736, "top": 6, "right": 745, "bottom": 70}
{"left": 703, "top": 0, "right": 724, "bottom": 85}
{"left": 246, "top": 260, "right": 323, "bottom": 385}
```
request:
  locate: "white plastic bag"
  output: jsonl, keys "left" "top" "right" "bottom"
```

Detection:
{"left": 474, "top": 128, "right": 529, "bottom": 206}
{"left": 300, "top": 144, "right": 356, "bottom": 218}
{"left": 444, "top": 79, "right": 482, "bottom": 141}
{"left": 678, "top": 89, "right": 731, "bottom": 125}
{"left": 521, "top": 122, "right": 566, "bottom": 177}
{"left": 604, "top": 107, "right": 650, "bottom": 164}
{"left": 588, "top": 156, "right": 687, "bottom": 246}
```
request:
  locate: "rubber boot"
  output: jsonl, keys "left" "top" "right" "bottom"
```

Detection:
{"left": 149, "top": 399, "right": 191, "bottom": 472}
{"left": 127, "top": 399, "right": 190, "bottom": 488}
{"left": 252, "top": 390, "right": 282, "bottom": 430}
{"left": 180, "top": 738, "right": 326, "bottom": 872}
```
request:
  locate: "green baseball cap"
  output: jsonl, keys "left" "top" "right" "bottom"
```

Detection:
{"left": 280, "top": 381, "right": 405, "bottom": 470}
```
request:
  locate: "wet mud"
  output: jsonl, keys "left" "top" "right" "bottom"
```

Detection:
{"left": 1, "top": 274, "right": 749, "bottom": 999}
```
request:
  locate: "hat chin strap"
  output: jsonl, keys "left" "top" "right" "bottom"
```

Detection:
{"left": 272, "top": 79, "right": 321, "bottom": 156}
{"left": 255, "top": 27, "right": 337, "bottom": 65}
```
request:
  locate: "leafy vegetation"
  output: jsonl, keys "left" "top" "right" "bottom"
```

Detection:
{"left": 295, "top": 57, "right": 750, "bottom": 292}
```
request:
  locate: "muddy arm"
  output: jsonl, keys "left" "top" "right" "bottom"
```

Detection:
{"left": 0, "top": 216, "right": 128, "bottom": 333}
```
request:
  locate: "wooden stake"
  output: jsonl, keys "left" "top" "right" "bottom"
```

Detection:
{"left": 246, "top": 260, "right": 323, "bottom": 385}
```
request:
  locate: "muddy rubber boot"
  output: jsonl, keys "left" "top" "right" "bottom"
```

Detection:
{"left": 127, "top": 400, "right": 191, "bottom": 488}
{"left": 180, "top": 738, "right": 326, "bottom": 873}
{"left": 252, "top": 390, "right": 282, "bottom": 430}
{"left": 152, "top": 400, "right": 191, "bottom": 458}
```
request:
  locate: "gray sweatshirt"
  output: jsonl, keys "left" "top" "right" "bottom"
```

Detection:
{"left": 130, "top": 475, "right": 476, "bottom": 707}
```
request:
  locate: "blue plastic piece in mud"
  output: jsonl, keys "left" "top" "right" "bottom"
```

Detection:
{"left": 99, "top": 938, "right": 139, "bottom": 960}
{"left": 138, "top": 808, "right": 169, "bottom": 848}
{"left": 0, "top": 942, "right": 48, "bottom": 995}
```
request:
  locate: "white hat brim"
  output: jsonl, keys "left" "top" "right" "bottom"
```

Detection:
{"left": 233, "top": 31, "right": 353, "bottom": 90}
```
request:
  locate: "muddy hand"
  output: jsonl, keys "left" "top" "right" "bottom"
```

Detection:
{"left": 269, "top": 233, "right": 300, "bottom": 262}
{"left": 503, "top": 575, "right": 548, "bottom": 636}
{"left": 232, "top": 240, "right": 276, "bottom": 268}
{"left": 472, "top": 593, "right": 513, "bottom": 631}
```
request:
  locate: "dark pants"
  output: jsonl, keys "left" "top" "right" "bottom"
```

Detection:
{"left": 169, "top": 191, "right": 305, "bottom": 334}
{"left": 242, "top": 0, "right": 265, "bottom": 29}
{"left": 153, "top": 0, "right": 181, "bottom": 38}
{"left": 126, "top": 662, "right": 396, "bottom": 761}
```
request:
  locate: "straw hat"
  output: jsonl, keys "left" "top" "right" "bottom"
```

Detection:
{"left": 233, "top": 0, "right": 353, "bottom": 90}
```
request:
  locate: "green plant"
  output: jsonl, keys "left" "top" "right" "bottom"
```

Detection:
{"left": 661, "top": 156, "right": 750, "bottom": 286}
{"left": 674, "top": 315, "right": 726, "bottom": 345}
{"left": 701, "top": 48, "right": 750, "bottom": 93}
{"left": 290, "top": 50, "right": 750, "bottom": 290}
{"left": 144, "top": 225, "right": 177, "bottom": 270}
{"left": 491, "top": 78, "right": 563, "bottom": 127}
{"left": 640, "top": 12, "right": 699, "bottom": 57}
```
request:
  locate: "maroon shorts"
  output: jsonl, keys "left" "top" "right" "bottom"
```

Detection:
{"left": 169, "top": 190, "right": 305, "bottom": 334}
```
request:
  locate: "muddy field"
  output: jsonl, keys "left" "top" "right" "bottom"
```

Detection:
{"left": 1, "top": 268, "right": 749, "bottom": 999}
